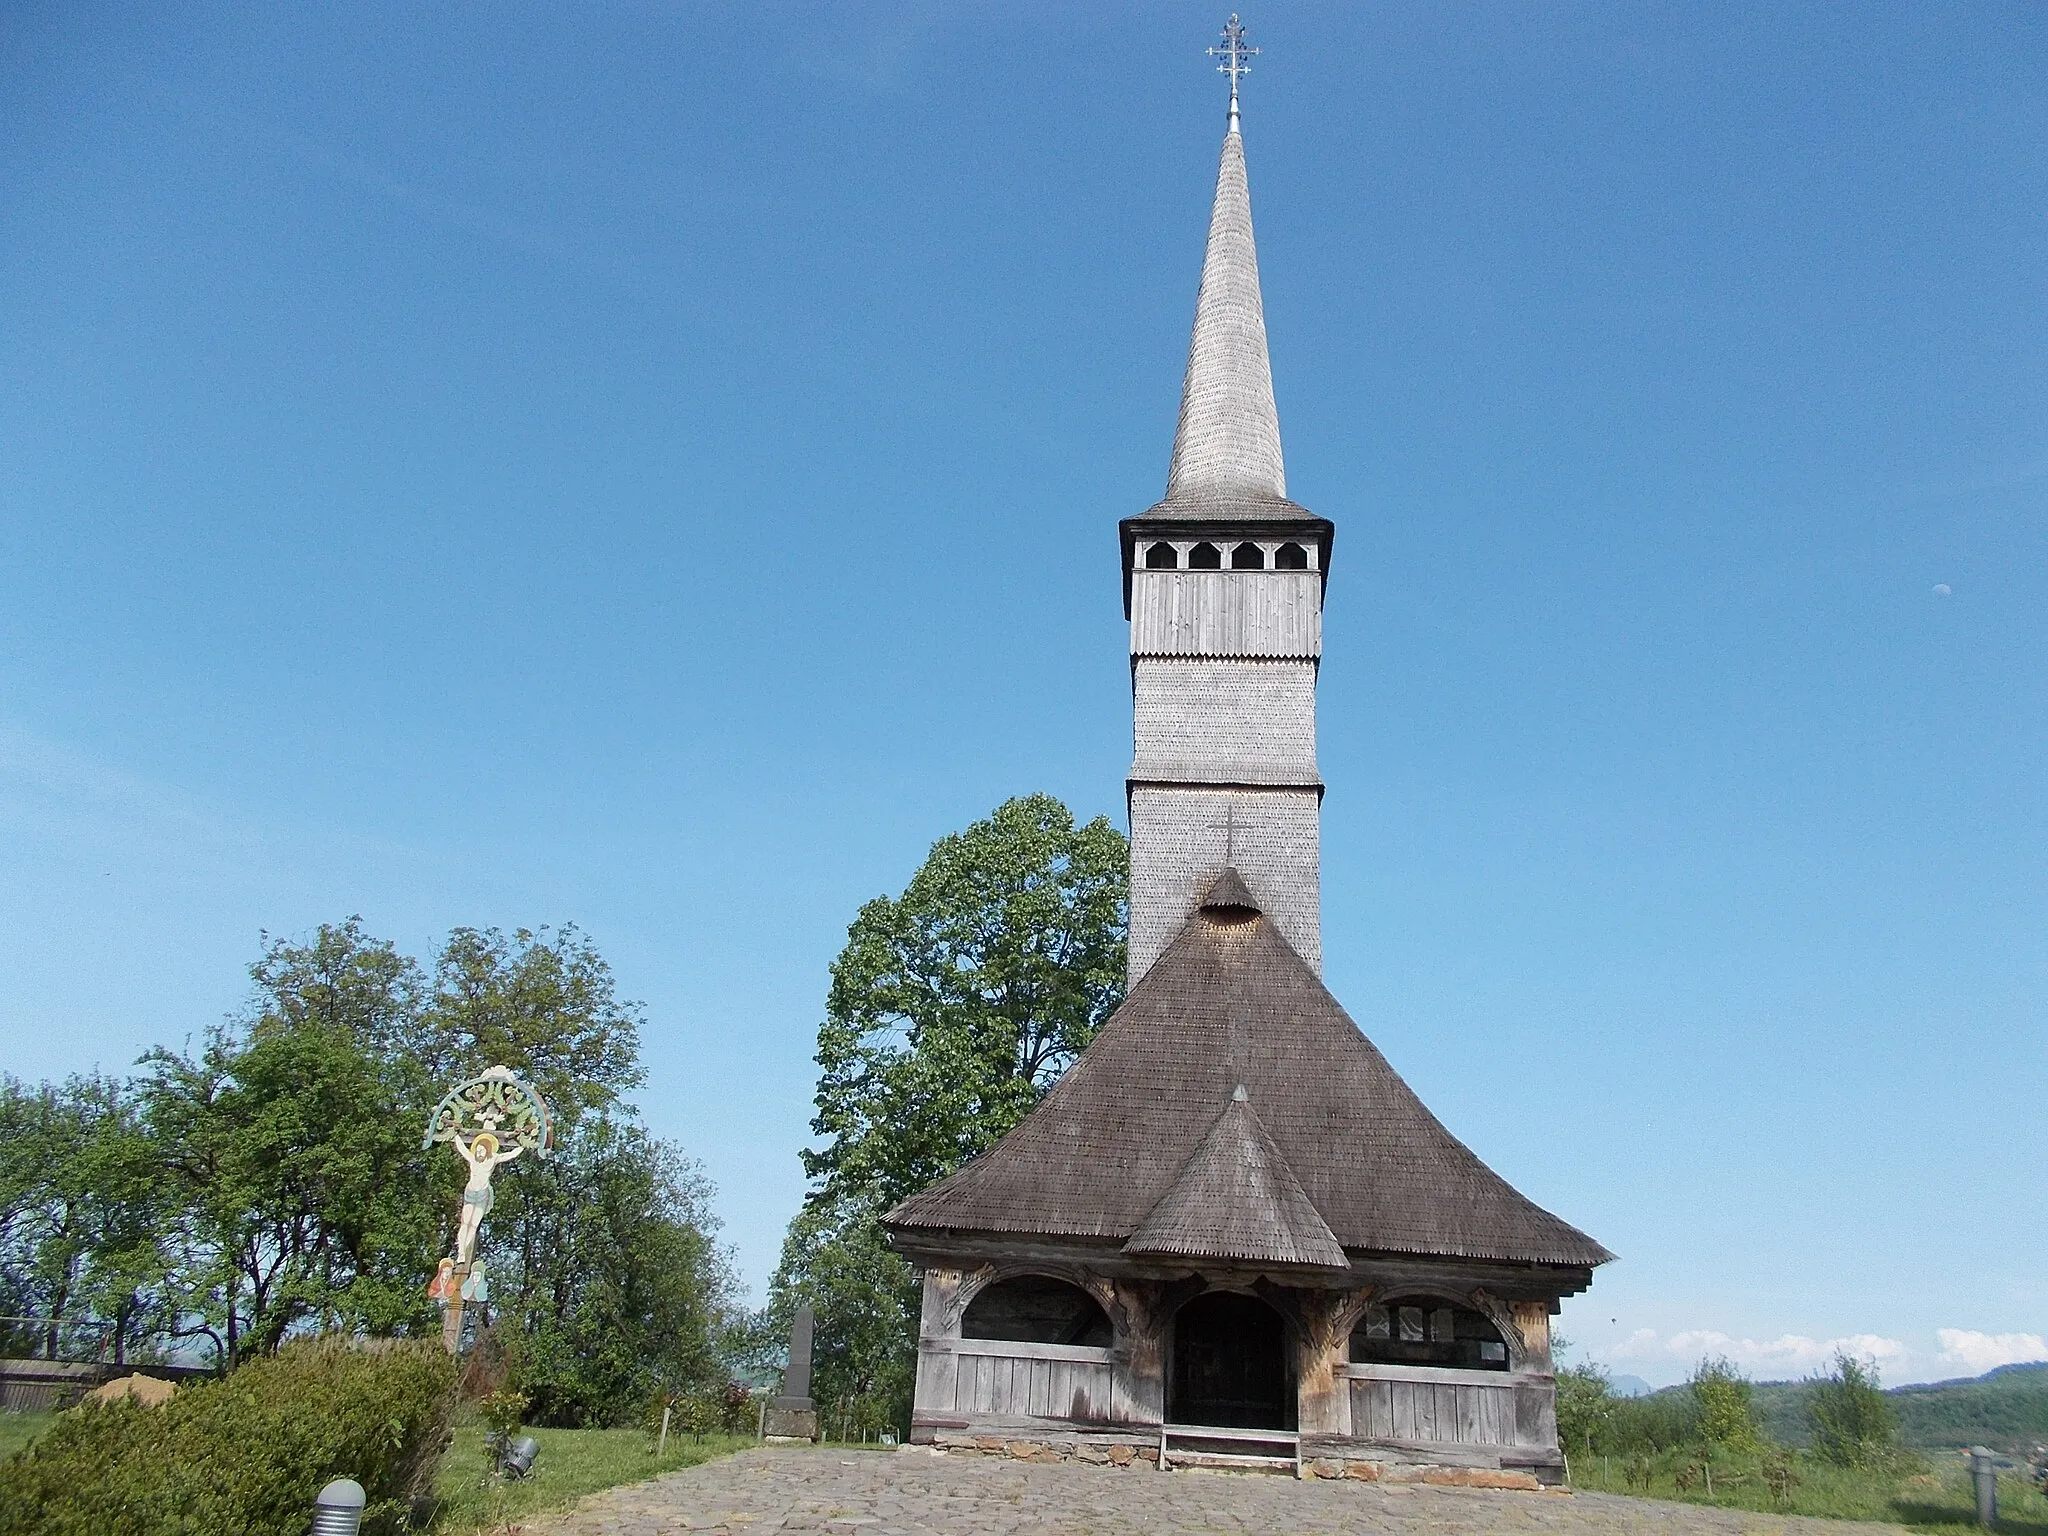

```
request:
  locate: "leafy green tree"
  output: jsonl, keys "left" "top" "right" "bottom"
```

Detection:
{"left": 767, "top": 1190, "right": 919, "bottom": 1428}
{"left": 1807, "top": 1351, "right": 1899, "bottom": 1466}
{"left": 420, "top": 925, "right": 645, "bottom": 1121}
{"left": 0, "top": 1075, "right": 169, "bottom": 1363}
{"left": 1692, "top": 1355, "right": 1763, "bottom": 1450}
{"left": 9, "top": 913, "right": 732, "bottom": 1416}
{"left": 773, "top": 795, "right": 1128, "bottom": 1431}
{"left": 485, "top": 1116, "right": 738, "bottom": 1425}
{"left": 1555, "top": 1360, "right": 1615, "bottom": 1463}
{"left": 139, "top": 1016, "right": 438, "bottom": 1362}
{"left": 245, "top": 918, "right": 426, "bottom": 1072}
{"left": 805, "top": 795, "right": 1127, "bottom": 1209}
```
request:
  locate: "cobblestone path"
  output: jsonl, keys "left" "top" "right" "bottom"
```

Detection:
{"left": 519, "top": 1447, "right": 1911, "bottom": 1536}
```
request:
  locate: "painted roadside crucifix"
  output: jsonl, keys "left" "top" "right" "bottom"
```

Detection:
{"left": 423, "top": 1064, "right": 554, "bottom": 1353}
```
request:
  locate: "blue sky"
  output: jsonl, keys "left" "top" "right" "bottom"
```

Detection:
{"left": 3, "top": 2, "right": 2043, "bottom": 1388}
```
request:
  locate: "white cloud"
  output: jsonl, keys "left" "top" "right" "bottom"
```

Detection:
{"left": 1613, "top": 1329, "right": 1905, "bottom": 1376}
{"left": 1937, "top": 1330, "right": 2048, "bottom": 1374}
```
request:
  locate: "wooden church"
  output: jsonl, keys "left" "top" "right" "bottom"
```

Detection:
{"left": 884, "top": 22, "right": 1609, "bottom": 1482}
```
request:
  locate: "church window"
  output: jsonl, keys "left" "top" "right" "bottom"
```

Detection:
{"left": 1187, "top": 542, "right": 1222, "bottom": 569}
{"left": 1275, "top": 542, "right": 1309, "bottom": 569}
{"left": 1230, "top": 542, "right": 1265, "bottom": 569}
{"left": 963, "top": 1275, "right": 1113, "bottom": 1348}
{"left": 1352, "top": 1299, "right": 1509, "bottom": 1371}
{"left": 1145, "top": 542, "right": 1179, "bottom": 569}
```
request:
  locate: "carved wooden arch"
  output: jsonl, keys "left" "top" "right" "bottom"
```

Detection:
{"left": 1251, "top": 1280, "right": 1379, "bottom": 1361}
{"left": 1328, "top": 1286, "right": 1380, "bottom": 1341}
{"left": 945, "top": 1259, "right": 1119, "bottom": 1339}
{"left": 1465, "top": 1287, "right": 1532, "bottom": 1373}
{"left": 1354, "top": 1285, "right": 1526, "bottom": 1372}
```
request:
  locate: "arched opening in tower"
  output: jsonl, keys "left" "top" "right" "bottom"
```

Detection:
{"left": 1230, "top": 541, "right": 1265, "bottom": 569}
{"left": 1187, "top": 542, "right": 1222, "bottom": 569}
{"left": 1168, "top": 1291, "right": 1295, "bottom": 1429}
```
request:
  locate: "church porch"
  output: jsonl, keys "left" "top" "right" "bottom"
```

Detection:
{"left": 899, "top": 1252, "right": 1582, "bottom": 1482}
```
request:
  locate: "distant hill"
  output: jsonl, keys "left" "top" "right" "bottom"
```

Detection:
{"left": 1610, "top": 1374, "right": 1654, "bottom": 1399}
{"left": 1754, "top": 1362, "right": 2048, "bottom": 1454}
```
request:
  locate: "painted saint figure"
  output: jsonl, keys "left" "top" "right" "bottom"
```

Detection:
{"left": 453, "top": 1128, "right": 523, "bottom": 1266}
{"left": 427, "top": 1256, "right": 458, "bottom": 1305}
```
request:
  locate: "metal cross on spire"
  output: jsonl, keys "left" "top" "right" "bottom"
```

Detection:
{"left": 1207, "top": 14, "right": 1259, "bottom": 131}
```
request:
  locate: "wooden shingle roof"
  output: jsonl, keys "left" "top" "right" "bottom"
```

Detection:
{"left": 1166, "top": 120, "right": 1285, "bottom": 505}
{"left": 1125, "top": 1086, "right": 1347, "bottom": 1269}
{"left": 884, "top": 874, "right": 1613, "bottom": 1271}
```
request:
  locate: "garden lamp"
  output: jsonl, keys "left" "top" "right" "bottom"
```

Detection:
{"left": 502, "top": 1435, "right": 541, "bottom": 1479}
{"left": 311, "top": 1478, "right": 366, "bottom": 1536}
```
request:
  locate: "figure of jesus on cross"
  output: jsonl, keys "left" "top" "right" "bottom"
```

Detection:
{"left": 422, "top": 1064, "right": 553, "bottom": 1352}
{"left": 453, "top": 1128, "right": 523, "bottom": 1265}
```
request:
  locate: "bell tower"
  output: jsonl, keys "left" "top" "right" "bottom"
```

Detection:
{"left": 888, "top": 25, "right": 1608, "bottom": 1477}
{"left": 1121, "top": 17, "right": 1333, "bottom": 986}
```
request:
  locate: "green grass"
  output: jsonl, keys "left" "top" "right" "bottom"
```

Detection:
{"left": 427, "top": 1425, "right": 757, "bottom": 1534}
{"left": 1572, "top": 1447, "right": 2048, "bottom": 1532}
{"left": 0, "top": 1413, "right": 55, "bottom": 1462}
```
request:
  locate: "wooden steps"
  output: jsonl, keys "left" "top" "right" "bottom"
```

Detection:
{"left": 1158, "top": 1423, "right": 1301, "bottom": 1475}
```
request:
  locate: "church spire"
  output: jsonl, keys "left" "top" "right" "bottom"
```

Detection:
{"left": 1167, "top": 15, "right": 1284, "bottom": 503}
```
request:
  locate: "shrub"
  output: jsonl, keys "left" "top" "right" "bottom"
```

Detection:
{"left": 1807, "top": 1352, "right": 1899, "bottom": 1467}
{"left": 0, "top": 1339, "right": 456, "bottom": 1536}
{"left": 1692, "top": 1356, "right": 1762, "bottom": 1451}
{"left": 717, "top": 1380, "right": 754, "bottom": 1435}
{"left": 1556, "top": 1362, "right": 1614, "bottom": 1459}
{"left": 681, "top": 1393, "right": 721, "bottom": 1441}
{"left": 1614, "top": 1387, "right": 1702, "bottom": 1451}
{"left": 478, "top": 1387, "right": 528, "bottom": 1439}
{"left": 1762, "top": 1447, "right": 1801, "bottom": 1505}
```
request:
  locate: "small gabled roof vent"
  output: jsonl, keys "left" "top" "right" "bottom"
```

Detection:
{"left": 1199, "top": 867, "right": 1260, "bottom": 914}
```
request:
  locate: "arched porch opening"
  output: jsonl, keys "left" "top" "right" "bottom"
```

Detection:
{"left": 962, "top": 1274, "right": 1113, "bottom": 1348}
{"left": 1169, "top": 1290, "right": 1295, "bottom": 1429}
{"left": 1350, "top": 1298, "right": 1510, "bottom": 1371}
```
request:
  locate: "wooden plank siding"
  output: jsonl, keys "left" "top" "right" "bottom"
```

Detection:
{"left": 948, "top": 1342, "right": 1118, "bottom": 1425}
{"left": 1344, "top": 1365, "right": 1528, "bottom": 1449}
{"left": 1130, "top": 570, "right": 1322, "bottom": 658}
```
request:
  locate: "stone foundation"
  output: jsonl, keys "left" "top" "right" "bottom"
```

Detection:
{"left": 929, "top": 1431, "right": 1160, "bottom": 1467}
{"left": 922, "top": 1431, "right": 1560, "bottom": 1487}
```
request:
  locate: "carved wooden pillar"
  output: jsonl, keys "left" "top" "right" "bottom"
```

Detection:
{"left": 1509, "top": 1300, "right": 1553, "bottom": 1372}
{"left": 1278, "top": 1287, "right": 1371, "bottom": 1437}
{"left": 1102, "top": 1278, "right": 1169, "bottom": 1426}
{"left": 1507, "top": 1298, "right": 1559, "bottom": 1452}
{"left": 911, "top": 1268, "right": 966, "bottom": 1439}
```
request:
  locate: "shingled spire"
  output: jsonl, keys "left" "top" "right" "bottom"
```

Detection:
{"left": 1164, "top": 91, "right": 1285, "bottom": 502}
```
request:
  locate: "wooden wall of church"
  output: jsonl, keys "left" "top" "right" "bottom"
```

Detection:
{"left": 940, "top": 1339, "right": 1119, "bottom": 1424}
{"left": 1343, "top": 1363, "right": 1549, "bottom": 1451}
